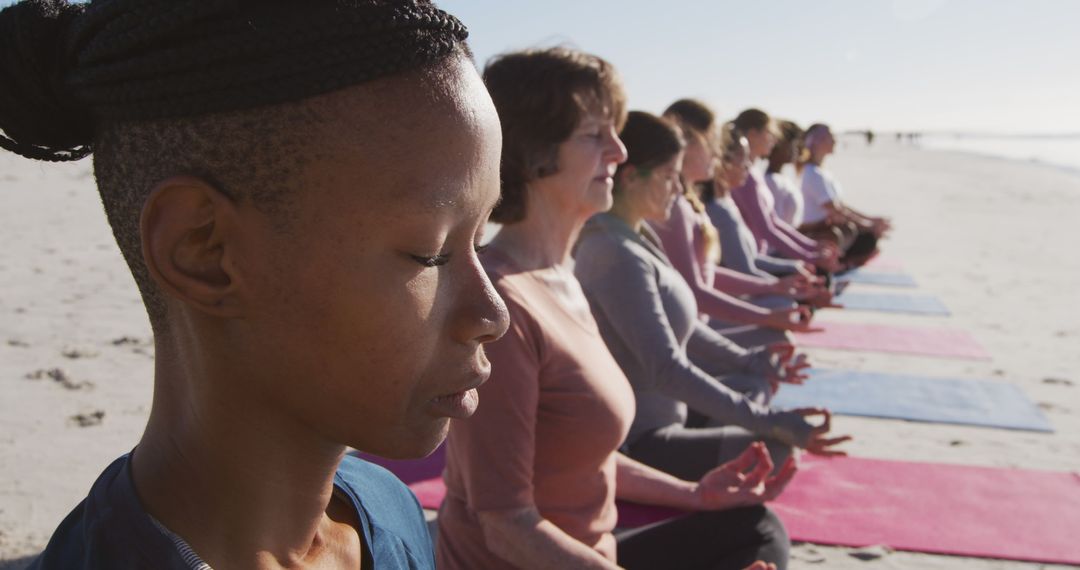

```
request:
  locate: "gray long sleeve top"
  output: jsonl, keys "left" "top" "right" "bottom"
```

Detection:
{"left": 706, "top": 196, "right": 803, "bottom": 278}
{"left": 574, "top": 213, "right": 812, "bottom": 447}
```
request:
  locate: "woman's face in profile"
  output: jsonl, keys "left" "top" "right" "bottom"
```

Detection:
{"left": 236, "top": 56, "right": 509, "bottom": 459}
{"left": 746, "top": 126, "right": 777, "bottom": 159}
{"left": 722, "top": 146, "right": 752, "bottom": 189}
{"left": 640, "top": 152, "right": 684, "bottom": 223}
{"left": 680, "top": 135, "right": 714, "bottom": 184}
{"left": 542, "top": 107, "right": 628, "bottom": 219}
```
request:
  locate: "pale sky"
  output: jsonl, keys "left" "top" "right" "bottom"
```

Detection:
{"left": 439, "top": 0, "right": 1080, "bottom": 135}
{"left": 5, "top": 0, "right": 1078, "bottom": 134}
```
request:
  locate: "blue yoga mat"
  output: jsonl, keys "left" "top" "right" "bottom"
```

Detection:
{"left": 834, "top": 292, "right": 950, "bottom": 315}
{"left": 773, "top": 369, "right": 1052, "bottom": 432}
{"left": 837, "top": 269, "right": 918, "bottom": 288}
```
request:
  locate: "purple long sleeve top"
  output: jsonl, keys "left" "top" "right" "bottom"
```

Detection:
{"left": 730, "top": 168, "right": 819, "bottom": 262}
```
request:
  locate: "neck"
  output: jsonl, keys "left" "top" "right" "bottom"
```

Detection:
{"left": 766, "top": 161, "right": 782, "bottom": 174}
{"left": 132, "top": 334, "right": 358, "bottom": 569}
{"left": 490, "top": 188, "right": 593, "bottom": 270}
{"left": 608, "top": 193, "right": 644, "bottom": 232}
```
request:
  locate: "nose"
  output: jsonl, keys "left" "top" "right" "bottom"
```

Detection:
{"left": 455, "top": 256, "right": 510, "bottom": 346}
{"left": 605, "top": 126, "right": 628, "bottom": 165}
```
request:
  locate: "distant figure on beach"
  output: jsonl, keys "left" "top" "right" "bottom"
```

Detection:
{"left": 439, "top": 48, "right": 795, "bottom": 570}
{"left": 1, "top": 1, "right": 508, "bottom": 568}
{"left": 798, "top": 123, "right": 892, "bottom": 269}
{"left": 865, "top": 129, "right": 875, "bottom": 146}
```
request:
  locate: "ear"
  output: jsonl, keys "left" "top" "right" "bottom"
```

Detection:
{"left": 140, "top": 176, "right": 243, "bottom": 318}
{"left": 619, "top": 164, "right": 639, "bottom": 184}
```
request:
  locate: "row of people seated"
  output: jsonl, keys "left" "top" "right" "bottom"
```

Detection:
{"left": 5, "top": 2, "right": 891, "bottom": 566}
{"left": 437, "top": 47, "right": 869, "bottom": 570}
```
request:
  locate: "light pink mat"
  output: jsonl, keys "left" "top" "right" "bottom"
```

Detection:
{"left": 860, "top": 255, "right": 904, "bottom": 272}
{"left": 794, "top": 321, "right": 991, "bottom": 360}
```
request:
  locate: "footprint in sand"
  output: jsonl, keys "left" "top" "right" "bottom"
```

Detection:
{"left": 132, "top": 346, "right": 156, "bottom": 359}
{"left": 24, "top": 368, "right": 94, "bottom": 390}
{"left": 847, "top": 545, "right": 893, "bottom": 561}
{"left": 61, "top": 346, "right": 100, "bottom": 359}
{"left": 1042, "top": 377, "right": 1074, "bottom": 387}
{"left": 111, "top": 336, "right": 147, "bottom": 346}
{"left": 6, "top": 339, "right": 30, "bottom": 348}
{"left": 69, "top": 410, "right": 105, "bottom": 427}
{"left": 790, "top": 547, "right": 827, "bottom": 564}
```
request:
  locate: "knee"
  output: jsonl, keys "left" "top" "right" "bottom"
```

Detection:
{"left": 761, "top": 438, "right": 794, "bottom": 473}
{"left": 755, "top": 506, "right": 790, "bottom": 548}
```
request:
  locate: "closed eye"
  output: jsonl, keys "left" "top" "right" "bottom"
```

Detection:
{"left": 411, "top": 241, "right": 490, "bottom": 268}
{"left": 411, "top": 253, "right": 451, "bottom": 267}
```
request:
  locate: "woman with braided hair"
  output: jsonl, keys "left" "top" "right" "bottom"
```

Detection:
{"left": 3, "top": 1, "right": 509, "bottom": 568}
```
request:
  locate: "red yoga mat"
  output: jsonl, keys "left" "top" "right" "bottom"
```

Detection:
{"left": 793, "top": 321, "right": 991, "bottom": 360}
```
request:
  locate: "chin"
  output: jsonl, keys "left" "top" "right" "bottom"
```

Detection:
{"left": 352, "top": 418, "right": 450, "bottom": 460}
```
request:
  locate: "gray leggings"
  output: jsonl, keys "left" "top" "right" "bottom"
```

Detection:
{"left": 627, "top": 358, "right": 792, "bottom": 478}
{"left": 624, "top": 422, "right": 793, "bottom": 481}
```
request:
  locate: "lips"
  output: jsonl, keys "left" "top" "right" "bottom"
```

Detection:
{"left": 429, "top": 368, "right": 489, "bottom": 419}
{"left": 429, "top": 388, "right": 480, "bottom": 419}
{"left": 593, "top": 165, "right": 617, "bottom": 183}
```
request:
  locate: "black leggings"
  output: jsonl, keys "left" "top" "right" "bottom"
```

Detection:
{"left": 615, "top": 505, "right": 789, "bottom": 570}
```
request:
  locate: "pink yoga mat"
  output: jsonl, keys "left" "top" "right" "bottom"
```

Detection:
{"left": 794, "top": 321, "right": 990, "bottom": 360}
{"left": 357, "top": 450, "right": 1080, "bottom": 564}
{"left": 770, "top": 455, "right": 1080, "bottom": 565}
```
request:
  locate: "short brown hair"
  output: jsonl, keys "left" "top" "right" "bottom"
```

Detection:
{"left": 663, "top": 98, "right": 719, "bottom": 156}
{"left": 483, "top": 47, "right": 627, "bottom": 224}
{"left": 616, "top": 111, "right": 685, "bottom": 182}
{"left": 734, "top": 108, "right": 780, "bottom": 138}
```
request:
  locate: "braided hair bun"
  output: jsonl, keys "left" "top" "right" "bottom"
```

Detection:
{"left": 0, "top": 0, "right": 92, "bottom": 162}
{"left": 0, "top": 0, "right": 469, "bottom": 162}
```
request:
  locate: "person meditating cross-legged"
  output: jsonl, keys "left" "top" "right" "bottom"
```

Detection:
{"left": 575, "top": 111, "right": 850, "bottom": 486}
{"left": 1, "top": 1, "right": 509, "bottom": 568}
{"left": 650, "top": 100, "right": 821, "bottom": 344}
{"left": 729, "top": 108, "right": 841, "bottom": 274}
{"left": 797, "top": 123, "right": 892, "bottom": 270}
{"left": 439, "top": 47, "right": 797, "bottom": 570}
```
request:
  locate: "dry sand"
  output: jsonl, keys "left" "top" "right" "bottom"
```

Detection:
{"left": 1, "top": 141, "right": 1078, "bottom": 569}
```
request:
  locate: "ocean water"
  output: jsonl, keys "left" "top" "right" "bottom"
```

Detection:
{"left": 916, "top": 134, "right": 1080, "bottom": 174}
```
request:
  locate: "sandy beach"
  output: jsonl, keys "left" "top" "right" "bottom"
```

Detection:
{"left": 1, "top": 141, "right": 1078, "bottom": 569}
